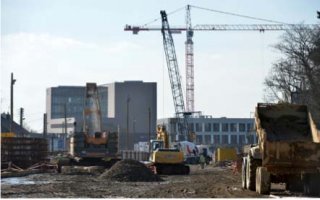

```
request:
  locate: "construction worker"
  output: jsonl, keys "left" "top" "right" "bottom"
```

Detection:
{"left": 199, "top": 153, "right": 206, "bottom": 169}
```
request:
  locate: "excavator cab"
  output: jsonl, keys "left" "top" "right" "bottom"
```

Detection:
{"left": 151, "top": 140, "right": 164, "bottom": 151}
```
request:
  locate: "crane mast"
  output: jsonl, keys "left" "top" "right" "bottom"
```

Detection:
{"left": 185, "top": 5, "right": 194, "bottom": 113}
{"left": 160, "top": 10, "right": 189, "bottom": 141}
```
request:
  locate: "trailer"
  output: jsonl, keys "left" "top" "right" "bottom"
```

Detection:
{"left": 242, "top": 103, "right": 320, "bottom": 195}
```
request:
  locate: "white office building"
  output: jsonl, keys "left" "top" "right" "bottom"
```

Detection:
{"left": 157, "top": 115, "right": 257, "bottom": 152}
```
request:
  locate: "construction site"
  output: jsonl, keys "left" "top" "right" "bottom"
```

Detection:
{"left": 1, "top": 1, "right": 320, "bottom": 198}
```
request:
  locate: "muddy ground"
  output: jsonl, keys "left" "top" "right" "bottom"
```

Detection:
{"left": 1, "top": 165, "right": 307, "bottom": 198}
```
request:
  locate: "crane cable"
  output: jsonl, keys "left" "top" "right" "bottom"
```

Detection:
{"left": 142, "top": 6, "right": 185, "bottom": 27}
{"left": 189, "top": 4, "right": 287, "bottom": 24}
{"left": 141, "top": 4, "right": 288, "bottom": 27}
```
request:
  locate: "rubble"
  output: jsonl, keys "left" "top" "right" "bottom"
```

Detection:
{"left": 1, "top": 162, "right": 57, "bottom": 178}
{"left": 99, "top": 159, "right": 162, "bottom": 182}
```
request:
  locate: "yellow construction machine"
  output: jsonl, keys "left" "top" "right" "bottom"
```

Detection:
{"left": 148, "top": 125, "right": 190, "bottom": 175}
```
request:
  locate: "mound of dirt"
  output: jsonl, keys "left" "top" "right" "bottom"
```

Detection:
{"left": 99, "top": 159, "right": 162, "bottom": 182}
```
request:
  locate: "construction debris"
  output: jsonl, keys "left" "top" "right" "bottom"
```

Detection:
{"left": 99, "top": 159, "right": 162, "bottom": 182}
{"left": 213, "top": 160, "right": 234, "bottom": 168}
{"left": 1, "top": 161, "right": 57, "bottom": 178}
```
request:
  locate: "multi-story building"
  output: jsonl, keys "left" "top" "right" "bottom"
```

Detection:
{"left": 157, "top": 115, "right": 257, "bottom": 152}
{"left": 103, "top": 81, "right": 157, "bottom": 150}
{"left": 46, "top": 86, "right": 107, "bottom": 134}
{"left": 46, "top": 81, "right": 157, "bottom": 150}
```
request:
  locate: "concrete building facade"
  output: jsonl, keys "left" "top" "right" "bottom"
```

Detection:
{"left": 104, "top": 81, "right": 157, "bottom": 150}
{"left": 46, "top": 81, "right": 157, "bottom": 150}
{"left": 157, "top": 116, "right": 257, "bottom": 152}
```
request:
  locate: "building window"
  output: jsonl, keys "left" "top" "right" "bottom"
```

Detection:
{"left": 239, "top": 123, "right": 246, "bottom": 132}
{"left": 170, "top": 134, "right": 176, "bottom": 143}
{"left": 171, "top": 122, "right": 177, "bottom": 133}
{"left": 196, "top": 135, "right": 202, "bottom": 144}
{"left": 195, "top": 123, "right": 202, "bottom": 132}
{"left": 247, "top": 134, "right": 255, "bottom": 144}
{"left": 204, "top": 135, "right": 211, "bottom": 145}
{"left": 231, "top": 135, "right": 237, "bottom": 144}
{"left": 188, "top": 123, "right": 194, "bottom": 132}
{"left": 204, "top": 123, "right": 211, "bottom": 132}
{"left": 230, "top": 123, "right": 237, "bottom": 132}
{"left": 213, "top": 123, "right": 220, "bottom": 132}
{"left": 222, "top": 123, "right": 229, "bottom": 132}
{"left": 239, "top": 135, "right": 246, "bottom": 145}
{"left": 213, "top": 135, "right": 220, "bottom": 144}
{"left": 247, "top": 123, "right": 253, "bottom": 132}
{"left": 222, "top": 135, "right": 228, "bottom": 144}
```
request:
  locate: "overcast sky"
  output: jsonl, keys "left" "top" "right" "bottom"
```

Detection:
{"left": 1, "top": 0, "right": 319, "bottom": 132}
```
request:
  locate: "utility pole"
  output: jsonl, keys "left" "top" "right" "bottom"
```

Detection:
{"left": 19, "top": 107, "right": 24, "bottom": 127}
{"left": 126, "top": 96, "right": 130, "bottom": 150}
{"left": 117, "top": 124, "right": 120, "bottom": 152}
{"left": 133, "top": 119, "right": 136, "bottom": 149}
{"left": 148, "top": 107, "right": 151, "bottom": 153}
{"left": 43, "top": 113, "right": 47, "bottom": 138}
{"left": 64, "top": 103, "right": 67, "bottom": 135}
{"left": 10, "top": 73, "right": 16, "bottom": 133}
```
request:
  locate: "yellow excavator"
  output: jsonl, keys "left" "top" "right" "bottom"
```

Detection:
{"left": 148, "top": 125, "right": 190, "bottom": 175}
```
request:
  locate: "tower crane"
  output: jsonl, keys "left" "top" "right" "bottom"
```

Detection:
{"left": 125, "top": 5, "right": 318, "bottom": 114}
{"left": 124, "top": 5, "right": 319, "bottom": 142}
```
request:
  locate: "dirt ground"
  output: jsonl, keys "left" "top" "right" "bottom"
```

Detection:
{"left": 1, "top": 164, "right": 307, "bottom": 198}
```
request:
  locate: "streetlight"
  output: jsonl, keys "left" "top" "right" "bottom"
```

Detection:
{"left": 126, "top": 96, "right": 130, "bottom": 150}
{"left": 133, "top": 119, "right": 136, "bottom": 148}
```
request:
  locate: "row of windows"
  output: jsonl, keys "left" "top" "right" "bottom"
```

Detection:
{"left": 195, "top": 134, "right": 257, "bottom": 145}
{"left": 50, "top": 123, "right": 75, "bottom": 129}
{"left": 52, "top": 96, "right": 84, "bottom": 105}
{"left": 187, "top": 122, "right": 254, "bottom": 132}
{"left": 51, "top": 101, "right": 108, "bottom": 119}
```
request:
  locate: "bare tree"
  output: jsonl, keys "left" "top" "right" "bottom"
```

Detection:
{"left": 264, "top": 24, "right": 320, "bottom": 113}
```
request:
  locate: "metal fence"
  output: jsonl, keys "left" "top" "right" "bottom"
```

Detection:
{"left": 121, "top": 150, "right": 150, "bottom": 161}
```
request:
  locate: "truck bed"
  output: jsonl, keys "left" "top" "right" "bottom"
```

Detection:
{"left": 256, "top": 103, "right": 311, "bottom": 141}
{"left": 255, "top": 103, "right": 320, "bottom": 171}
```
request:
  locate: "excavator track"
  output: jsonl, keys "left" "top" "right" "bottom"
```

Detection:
{"left": 152, "top": 163, "right": 190, "bottom": 175}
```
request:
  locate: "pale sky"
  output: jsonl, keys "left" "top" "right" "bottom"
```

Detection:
{"left": 1, "top": 0, "right": 319, "bottom": 132}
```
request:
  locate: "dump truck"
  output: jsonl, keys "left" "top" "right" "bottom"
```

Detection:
{"left": 148, "top": 125, "right": 190, "bottom": 175}
{"left": 242, "top": 103, "right": 320, "bottom": 195}
{"left": 58, "top": 83, "right": 120, "bottom": 171}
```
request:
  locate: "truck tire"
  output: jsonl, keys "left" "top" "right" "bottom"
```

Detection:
{"left": 241, "top": 157, "right": 247, "bottom": 189}
{"left": 246, "top": 156, "right": 261, "bottom": 191}
{"left": 256, "top": 167, "right": 270, "bottom": 194}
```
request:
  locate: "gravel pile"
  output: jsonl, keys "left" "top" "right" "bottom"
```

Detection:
{"left": 99, "top": 159, "right": 162, "bottom": 182}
